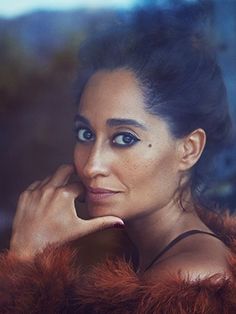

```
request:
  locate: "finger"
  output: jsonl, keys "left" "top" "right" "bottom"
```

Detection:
{"left": 49, "top": 183, "right": 85, "bottom": 215}
{"left": 71, "top": 216, "right": 125, "bottom": 239}
{"left": 57, "top": 182, "right": 85, "bottom": 199}
{"left": 68, "top": 171, "right": 81, "bottom": 184}
{"left": 67, "top": 172, "right": 85, "bottom": 202}
{"left": 26, "top": 180, "right": 41, "bottom": 191}
{"left": 47, "top": 164, "right": 74, "bottom": 187}
{"left": 38, "top": 176, "right": 50, "bottom": 188}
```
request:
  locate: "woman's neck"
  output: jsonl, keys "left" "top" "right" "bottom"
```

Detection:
{"left": 125, "top": 199, "right": 210, "bottom": 274}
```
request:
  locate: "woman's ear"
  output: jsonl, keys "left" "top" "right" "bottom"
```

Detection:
{"left": 178, "top": 128, "right": 206, "bottom": 171}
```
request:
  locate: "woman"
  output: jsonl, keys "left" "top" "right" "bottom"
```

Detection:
{"left": 1, "top": 11, "right": 236, "bottom": 313}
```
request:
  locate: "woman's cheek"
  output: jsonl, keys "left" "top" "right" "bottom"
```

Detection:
{"left": 129, "top": 151, "right": 179, "bottom": 207}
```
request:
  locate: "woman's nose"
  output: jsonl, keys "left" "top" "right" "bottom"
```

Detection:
{"left": 81, "top": 145, "right": 110, "bottom": 179}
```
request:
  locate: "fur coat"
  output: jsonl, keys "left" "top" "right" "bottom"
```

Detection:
{"left": 1, "top": 209, "right": 236, "bottom": 313}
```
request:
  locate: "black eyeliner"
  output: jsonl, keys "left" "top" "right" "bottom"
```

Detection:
{"left": 112, "top": 132, "right": 141, "bottom": 147}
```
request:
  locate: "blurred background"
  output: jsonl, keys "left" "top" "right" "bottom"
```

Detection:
{"left": 0, "top": 0, "right": 236, "bottom": 254}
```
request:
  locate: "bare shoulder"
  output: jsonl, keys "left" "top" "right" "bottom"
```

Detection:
{"left": 143, "top": 237, "right": 232, "bottom": 282}
{"left": 149, "top": 253, "right": 231, "bottom": 282}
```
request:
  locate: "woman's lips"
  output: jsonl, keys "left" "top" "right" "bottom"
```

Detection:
{"left": 86, "top": 187, "right": 120, "bottom": 202}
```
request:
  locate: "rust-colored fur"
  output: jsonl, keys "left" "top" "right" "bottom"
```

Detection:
{"left": 1, "top": 209, "right": 236, "bottom": 313}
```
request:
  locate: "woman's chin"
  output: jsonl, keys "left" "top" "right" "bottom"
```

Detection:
{"left": 86, "top": 203, "right": 123, "bottom": 219}
{"left": 87, "top": 204, "right": 113, "bottom": 217}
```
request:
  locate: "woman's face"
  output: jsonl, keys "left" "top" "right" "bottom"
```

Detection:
{"left": 74, "top": 69, "right": 182, "bottom": 222}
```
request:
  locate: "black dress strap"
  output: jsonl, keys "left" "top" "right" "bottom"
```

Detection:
{"left": 144, "top": 229, "right": 222, "bottom": 273}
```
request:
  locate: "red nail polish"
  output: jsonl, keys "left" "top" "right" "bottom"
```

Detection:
{"left": 113, "top": 223, "right": 125, "bottom": 229}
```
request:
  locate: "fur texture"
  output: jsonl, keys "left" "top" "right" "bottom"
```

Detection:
{"left": 1, "top": 209, "right": 236, "bottom": 313}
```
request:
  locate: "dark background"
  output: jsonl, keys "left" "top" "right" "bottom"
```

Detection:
{"left": 1, "top": 0, "right": 236, "bottom": 252}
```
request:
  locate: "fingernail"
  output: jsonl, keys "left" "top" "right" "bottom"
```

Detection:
{"left": 113, "top": 223, "right": 125, "bottom": 229}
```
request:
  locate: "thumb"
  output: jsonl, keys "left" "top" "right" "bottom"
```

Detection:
{"left": 70, "top": 216, "right": 125, "bottom": 239}
{"left": 86, "top": 216, "right": 125, "bottom": 234}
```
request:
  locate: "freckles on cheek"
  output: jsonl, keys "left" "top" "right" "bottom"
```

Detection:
{"left": 121, "top": 157, "right": 141, "bottom": 188}
{"left": 124, "top": 157, "right": 152, "bottom": 188}
{"left": 129, "top": 148, "right": 168, "bottom": 187}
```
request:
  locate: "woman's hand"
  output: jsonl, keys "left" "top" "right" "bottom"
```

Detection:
{"left": 10, "top": 164, "right": 124, "bottom": 260}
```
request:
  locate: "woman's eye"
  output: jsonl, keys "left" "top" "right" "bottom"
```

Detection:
{"left": 76, "top": 127, "right": 95, "bottom": 142}
{"left": 112, "top": 133, "right": 140, "bottom": 147}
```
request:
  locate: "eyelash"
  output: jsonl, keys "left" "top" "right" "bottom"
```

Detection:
{"left": 74, "top": 127, "right": 140, "bottom": 147}
{"left": 75, "top": 127, "right": 95, "bottom": 143}
{"left": 112, "top": 132, "right": 140, "bottom": 147}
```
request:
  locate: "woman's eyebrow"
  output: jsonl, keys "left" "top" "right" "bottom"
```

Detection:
{"left": 74, "top": 114, "right": 91, "bottom": 126}
{"left": 74, "top": 115, "right": 147, "bottom": 130}
{"left": 107, "top": 118, "right": 147, "bottom": 130}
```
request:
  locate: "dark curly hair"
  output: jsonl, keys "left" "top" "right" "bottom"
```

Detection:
{"left": 76, "top": 8, "right": 232, "bottom": 211}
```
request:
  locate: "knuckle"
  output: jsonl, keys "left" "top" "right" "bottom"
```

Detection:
{"left": 40, "top": 186, "right": 54, "bottom": 202}
{"left": 55, "top": 186, "right": 70, "bottom": 199}
{"left": 26, "top": 180, "right": 40, "bottom": 191}
{"left": 41, "top": 185, "right": 54, "bottom": 195}
{"left": 98, "top": 221, "right": 106, "bottom": 231}
{"left": 19, "top": 190, "right": 31, "bottom": 201}
{"left": 41, "top": 176, "right": 50, "bottom": 184}
{"left": 57, "top": 164, "right": 72, "bottom": 172}
{"left": 67, "top": 186, "right": 79, "bottom": 197}
{"left": 61, "top": 189, "right": 71, "bottom": 200}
